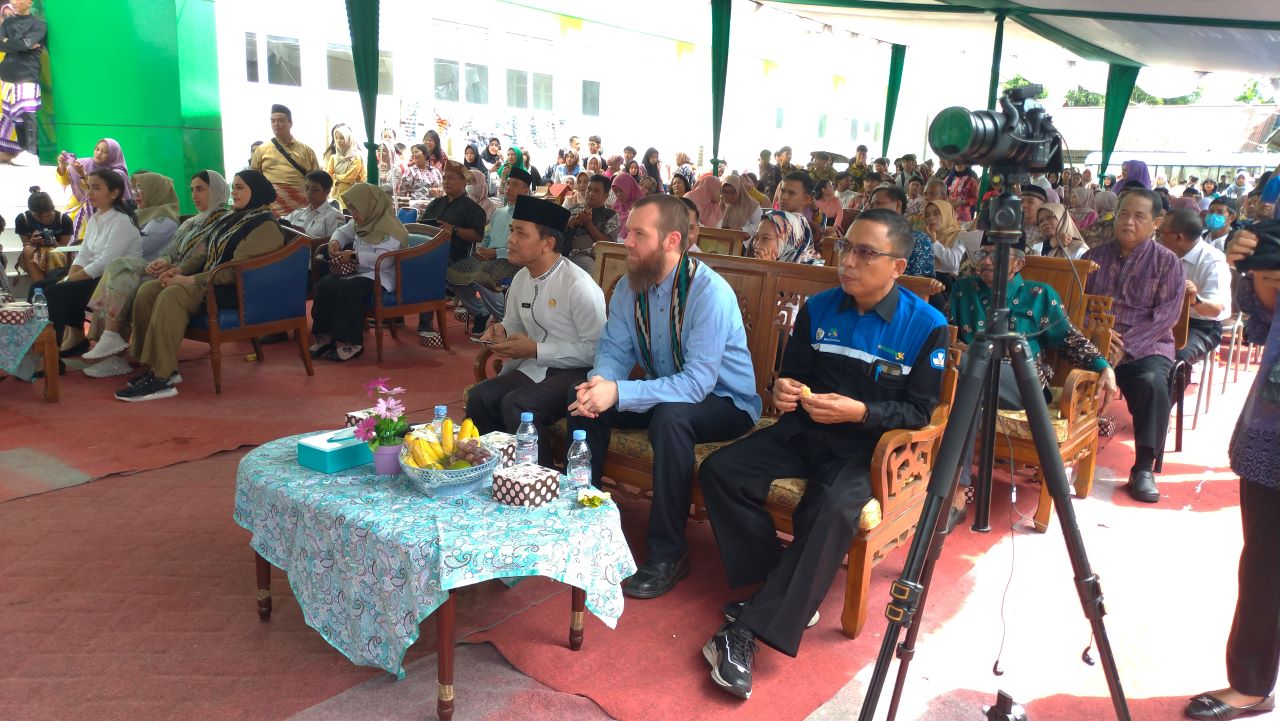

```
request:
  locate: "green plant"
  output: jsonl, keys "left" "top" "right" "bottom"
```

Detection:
{"left": 1002, "top": 74, "right": 1049, "bottom": 100}
{"left": 1236, "top": 78, "right": 1276, "bottom": 104}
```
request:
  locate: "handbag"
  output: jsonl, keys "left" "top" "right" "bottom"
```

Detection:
{"left": 328, "top": 251, "right": 357, "bottom": 277}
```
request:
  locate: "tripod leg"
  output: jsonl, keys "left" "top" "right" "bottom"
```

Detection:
{"left": 1006, "top": 340, "right": 1132, "bottom": 721}
{"left": 857, "top": 341, "right": 996, "bottom": 721}
{"left": 972, "top": 357, "right": 1003, "bottom": 532}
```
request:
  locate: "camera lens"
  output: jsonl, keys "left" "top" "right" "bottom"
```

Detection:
{"left": 929, "top": 107, "right": 1001, "bottom": 160}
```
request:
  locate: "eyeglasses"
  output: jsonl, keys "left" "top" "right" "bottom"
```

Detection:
{"left": 835, "top": 240, "right": 901, "bottom": 264}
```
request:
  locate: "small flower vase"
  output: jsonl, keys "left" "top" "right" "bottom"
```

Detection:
{"left": 372, "top": 443, "right": 403, "bottom": 476}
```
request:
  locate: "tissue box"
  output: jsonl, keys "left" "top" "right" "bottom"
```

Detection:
{"left": 297, "top": 429, "right": 373, "bottom": 474}
{"left": 345, "top": 407, "right": 377, "bottom": 428}
{"left": 0, "top": 303, "right": 33, "bottom": 325}
{"left": 491, "top": 463, "right": 560, "bottom": 507}
{"left": 478, "top": 431, "right": 516, "bottom": 469}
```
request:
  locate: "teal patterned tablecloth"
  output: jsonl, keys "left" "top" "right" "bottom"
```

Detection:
{"left": 233, "top": 435, "right": 637, "bottom": 678}
{"left": 0, "top": 319, "right": 48, "bottom": 374}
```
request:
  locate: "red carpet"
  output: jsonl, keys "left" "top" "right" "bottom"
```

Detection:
{"left": 0, "top": 319, "right": 478, "bottom": 503}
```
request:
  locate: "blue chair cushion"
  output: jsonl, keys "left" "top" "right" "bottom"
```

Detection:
{"left": 188, "top": 308, "right": 242, "bottom": 331}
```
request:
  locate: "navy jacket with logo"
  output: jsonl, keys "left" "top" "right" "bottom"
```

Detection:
{"left": 775, "top": 284, "right": 949, "bottom": 457}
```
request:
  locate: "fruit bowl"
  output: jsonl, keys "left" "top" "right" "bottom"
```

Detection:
{"left": 400, "top": 449, "right": 498, "bottom": 497}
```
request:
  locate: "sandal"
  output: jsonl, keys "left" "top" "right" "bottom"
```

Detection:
{"left": 309, "top": 338, "right": 335, "bottom": 359}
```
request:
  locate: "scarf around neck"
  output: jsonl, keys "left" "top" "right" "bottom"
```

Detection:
{"left": 635, "top": 253, "right": 699, "bottom": 376}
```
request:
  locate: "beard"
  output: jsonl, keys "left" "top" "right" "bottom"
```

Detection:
{"left": 626, "top": 246, "right": 668, "bottom": 292}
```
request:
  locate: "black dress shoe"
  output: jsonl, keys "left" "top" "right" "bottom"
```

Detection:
{"left": 621, "top": 555, "right": 690, "bottom": 599}
{"left": 1127, "top": 469, "right": 1160, "bottom": 503}
{"left": 943, "top": 503, "right": 967, "bottom": 533}
{"left": 59, "top": 339, "right": 89, "bottom": 358}
{"left": 1185, "top": 692, "right": 1275, "bottom": 720}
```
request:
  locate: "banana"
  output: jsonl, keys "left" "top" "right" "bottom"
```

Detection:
{"left": 410, "top": 438, "right": 434, "bottom": 467}
{"left": 441, "top": 418, "right": 455, "bottom": 455}
{"left": 458, "top": 418, "right": 476, "bottom": 440}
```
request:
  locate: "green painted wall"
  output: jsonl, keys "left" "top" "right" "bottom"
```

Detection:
{"left": 42, "top": 0, "right": 223, "bottom": 214}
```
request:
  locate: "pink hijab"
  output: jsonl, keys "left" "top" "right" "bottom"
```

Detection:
{"left": 685, "top": 175, "right": 724, "bottom": 228}
{"left": 610, "top": 172, "right": 644, "bottom": 240}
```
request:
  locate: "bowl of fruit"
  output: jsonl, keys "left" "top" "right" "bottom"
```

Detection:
{"left": 400, "top": 418, "right": 497, "bottom": 497}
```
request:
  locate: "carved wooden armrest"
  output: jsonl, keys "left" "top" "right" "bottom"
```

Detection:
{"left": 1058, "top": 369, "right": 1101, "bottom": 431}
{"left": 868, "top": 405, "right": 949, "bottom": 512}
{"left": 472, "top": 347, "right": 503, "bottom": 383}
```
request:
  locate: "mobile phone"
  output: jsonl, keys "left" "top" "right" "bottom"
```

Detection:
{"left": 470, "top": 337, "right": 496, "bottom": 345}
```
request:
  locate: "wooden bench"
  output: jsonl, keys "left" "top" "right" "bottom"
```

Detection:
{"left": 474, "top": 241, "right": 954, "bottom": 639}
{"left": 696, "top": 226, "right": 748, "bottom": 256}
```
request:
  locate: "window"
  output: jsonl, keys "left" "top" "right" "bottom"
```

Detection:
{"left": 507, "top": 69, "right": 528, "bottom": 108}
{"left": 533, "top": 73, "right": 553, "bottom": 111}
{"left": 582, "top": 80, "right": 600, "bottom": 117}
{"left": 266, "top": 35, "right": 302, "bottom": 87}
{"left": 775, "top": 108, "right": 785, "bottom": 129}
{"left": 465, "top": 64, "right": 488, "bottom": 104}
{"left": 818, "top": 113, "right": 827, "bottom": 138}
{"left": 435, "top": 59, "right": 460, "bottom": 102}
{"left": 245, "top": 33, "right": 259, "bottom": 83}
{"left": 327, "top": 45, "right": 395, "bottom": 95}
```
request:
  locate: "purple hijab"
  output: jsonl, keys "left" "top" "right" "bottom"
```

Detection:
{"left": 1120, "top": 160, "right": 1152, "bottom": 190}
{"left": 68, "top": 138, "right": 132, "bottom": 236}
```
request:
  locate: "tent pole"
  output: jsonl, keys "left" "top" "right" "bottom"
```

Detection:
{"left": 882, "top": 44, "right": 906, "bottom": 159}
{"left": 987, "top": 13, "right": 1005, "bottom": 110}
{"left": 346, "top": 0, "right": 381, "bottom": 185}
{"left": 710, "top": 0, "right": 731, "bottom": 175}
{"left": 1099, "top": 64, "right": 1140, "bottom": 178}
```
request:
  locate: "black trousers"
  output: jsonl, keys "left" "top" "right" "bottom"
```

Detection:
{"left": 566, "top": 391, "right": 755, "bottom": 564}
{"left": 1115, "top": 354, "right": 1174, "bottom": 464}
{"left": 1176, "top": 318, "right": 1223, "bottom": 365}
{"left": 465, "top": 367, "right": 587, "bottom": 467}
{"left": 33, "top": 273, "right": 98, "bottom": 344}
{"left": 1227, "top": 479, "right": 1280, "bottom": 696}
{"left": 310, "top": 275, "right": 373, "bottom": 345}
{"left": 700, "top": 421, "right": 874, "bottom": 657}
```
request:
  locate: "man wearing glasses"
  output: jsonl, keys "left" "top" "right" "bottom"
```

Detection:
{"left": 696, "top": 209, "right": 949, "bottom": 701}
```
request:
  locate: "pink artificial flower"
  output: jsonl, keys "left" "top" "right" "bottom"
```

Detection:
{"left": 374, "top": 397, "right": 405, "bottom": 420}
{"left": 364, "top": 377, "right": 391, "bottom": 398}
{"left": 385, "top": 386, "right": 406, "bottom": 396}
{"left": 353, "top": 416, "right": 378, "bottom": 442}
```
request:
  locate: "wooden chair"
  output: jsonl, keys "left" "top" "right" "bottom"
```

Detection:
{"left": 984, "top": 255, "right": 1115, "bottom": 532}
{"left": 184, "top": 235, "right": 315, "bottom": 394}
{"left": 696, "top": 226, "right": 748, "bottom": 256}
{"left": 365, "top": 224, "right": 451, "bottom": 360}
{"left": 1167, "top": 290, "right": 1195, "bottom": 456}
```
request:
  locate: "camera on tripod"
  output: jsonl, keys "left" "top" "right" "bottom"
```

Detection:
{"left": 928, "top": 84, "right": 1064, "bottom": 232}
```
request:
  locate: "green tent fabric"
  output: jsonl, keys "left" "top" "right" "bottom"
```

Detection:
{"left": 1098, "top": 63, "right": 1139, "bottom": 177}
{"left": 881, "top": 44, "right": 906, "bottom": 158}
{"left": 346, "top": 0, "right": 380, "bottom": 185}
{"left": 710, "top": 0, "right": 731, "bottom": 175}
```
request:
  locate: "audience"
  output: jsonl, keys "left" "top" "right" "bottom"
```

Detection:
{"left": 480, "top": 137, "right": 502, "bottom": 167}
{"left": 447, "top": 168, "right": 531, "bottom": 330}
{"left": 1018, "top": 184, "right": 1048, "bottom": 251}
{"left": 421, "top": 130, "right": 448, "bottom": 171}
{"left": 283, "top": 171, "right": 345, "bottom": 239}
{"left": 1204, "top": 197, "right": 1238, "bottom": 252}
{"left": 811, "top": 178, "right": 842, "bottom": 237}
{"left": 641, "top": 147, "right": 663, "bottom": 186}
{"left": 668, "top": 173, "right": 690, "bottom": 198}
{"left": 250, "top": 104, "right": 319, "bottom": 217}
{"left": 415, "top": 160, "right": 487, "bottom": 347}
{"left": 81, "top": 170, "right": 231, "bottom": 377}
{"left": 117, "top": 170, "right": 284, "bottom": 402}
{"left": 865, "top": 185, "right": 935, "bottom": 278}
{"left": 564, "top": 174, "right": 620, "bottom": 274}
{"left": 15, "top": 186, "right": 72, "bottom": 282}
{"left": 0, "top": 0, "right": 46, "bottom": 162}
{"left": 756, "top": 149, "right": 780, "bottom": 199}
{"left": 467, "top": 195, "right": 607, "bottom": 466}
{"left": 1158, "top": 208, "right": 1231, "bottom": 367}
{"left": 748, "top": 210, "right": 819, "bottom": 264}
{"left": 718, "top": 174, "right": 762, "bottom": 236}
{"left": 1033, "top": 202, "right": 1088, "bottom": 259}
{"left": 56, "top": 137, "right": 132, "bottom": 241}
{"left": 924, "top": 200, "right": 964, "bottom": 291}
{"left": 1082, "top": 190, "right": 1119, "bottom": 247}
{"left": 132, "top": 172, "right": 181, "bottom": 262}
{"left": 1082, "top": 188, "right": 1186, "bottom": 503}
{"left": 468, "top": 168, "right": 497, "bottom": 223}
{"left": 609, "top": 171, "right": 644, "bottom": 241}
{"left": 947, "top": 163, "right": 980, "bottom": 222}
{"left": 310, "top": 183, "right": 407, "bottom": 362}
{"left": 462, "top": 143, "right": 488, "bottom": 175}
{"left": 569, "top": 194, "right": 760, "bottom": 600}
{"left": 322, "top": 123, "right": 364, "bottom": 208}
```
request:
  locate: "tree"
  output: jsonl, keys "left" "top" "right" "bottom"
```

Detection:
{"left": 1236, "top": 77, "right": 1276, "bottom": 104}
{"left": 1002, "top": 73, "right": 1049, "bottom": 100}
{"left": 1062, "top": 84, "right": 1201, "bottom": 107}
{"left": 1064, "top": 85, "right": 1104, "bottom": 107}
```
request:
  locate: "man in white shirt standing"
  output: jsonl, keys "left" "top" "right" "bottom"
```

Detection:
{"left": 466, "top": 195, "right": 607, "bottom": 466}
{"left": 1158, "top": 207, "right": 1232, "bottom": 366}
{"left": 283, "top": 171, "right": 345, "bottom": 240}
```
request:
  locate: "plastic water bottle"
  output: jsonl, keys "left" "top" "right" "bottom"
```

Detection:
{"left": 31, "top": 288, "right": 48, "bottom": 323}
{"left": 515, "top": 412, "right": 538, "bottom": 466}
{"left": 430, "top": 405, "right": 449, "bottom": 436}
{"left": 566, "top": 430, "right": 592, "bottom": 490}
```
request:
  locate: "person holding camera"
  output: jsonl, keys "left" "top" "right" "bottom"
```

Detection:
{"left": 15, "top": 186, "right": 72, "bottom": 282}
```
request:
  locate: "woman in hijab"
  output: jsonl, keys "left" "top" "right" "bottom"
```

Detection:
{"left": 749, "top": 210, "right": 820, "bottom": 264}
{"left": 56, "top": 137, "right": 133, "bottom": 241}
{"left": 1119, "top": 159, "right": 1153, "bottom": 190}
{"left": 82, "top": 170, "right": 231, "bottom": 376}
{"left": 495, "top": 146, "right": 529, "bottom": 199}
{"left": 625, "top": 159, "right": 643, "bottom": 182}
{"left": 1101, "top": 174, "right": 1116, "bottom": 192}
{"left": 605, "top": 154, "right": 623, "bottom": 178}
{"left": 310, "top": 183, "right": 407, "bottom": 362}
{"left": 1035, "top": 202, "right": 1088, "bottom": 259}
{"left": 683, "top": 175, "right": 724, "bottom": 229}
{"left": 948, "top": 162, "right": 980, "bottom": 222}
{"left": 609, "top": 171, "right": 644, "bottom": 240}
{"left": 324, "top": 124, "right": 365, "bottom": 209}
{"left": 467, "top": 168, "right": 496, "bottom": 222}
{"left": 115, "top": 170, "right": 284, "bottom": 402}
{"left": 132, "top": 172, "right": 181, "bottom": 261}
{"left": 462, "top": 143, "right": 488, "bottom": 175}
{"left": 719, "top": 173, "right": 763, "bottom": 235}
{"left": 924, "top": 200, "right": 965, "bottom": 288}
{"left": 1068, "top": 186, "right": 1099, "bottom": 230}
{"left": 641, "top": 147, "right": 663, "bottom": 186}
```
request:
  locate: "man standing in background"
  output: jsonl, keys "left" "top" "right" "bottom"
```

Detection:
{"left": 250, "top": 104, "right": 319, "bottom": 217}
{"left": 0, "top": 0, "right": 46, "bottom": 165}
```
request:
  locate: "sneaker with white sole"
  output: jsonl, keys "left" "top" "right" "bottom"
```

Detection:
{"left": 83, "top": 355, "right": 133, "bottom": 378}
{"left": 82, "top": 331, "right": 130, "bottom": 361}
{"left": 703, "top": 623, "right": 756, "bottom": 700}
{"left": 723, "top": 600, "right": 819, "bottom": 628}
{"left": 114, "top": 370, "right": 178, "bottom": 402}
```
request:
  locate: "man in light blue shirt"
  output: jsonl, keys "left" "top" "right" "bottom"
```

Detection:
{"left": 569, "top": 194, "right": 761, "bottom": 599}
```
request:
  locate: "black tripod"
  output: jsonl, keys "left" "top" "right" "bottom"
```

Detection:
{"left": 855, "top": 192, "right": 1131, "bottom": 721}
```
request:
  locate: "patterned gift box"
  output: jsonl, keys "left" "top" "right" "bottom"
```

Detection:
{"left": 491, "top": 463, "right": 560, "bottom": 508}
{"left": 345, "top": 407, "right": 377, "bottom": 428}
{"left": 0, "top": 303, "right": 33, "bottom": 325}
{"left": 478, "top": 431, "right": 516, "bottom": 469}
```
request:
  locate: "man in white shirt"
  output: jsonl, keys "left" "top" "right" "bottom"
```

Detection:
{"left": 1203, "top": 196, "right": 1237, "bottom": 252}
{"left": 466, "top": 195, "right": 607, "bottom": 466}
{"left": 1158, "top": 208, "right": 1232, "bottom": 366}
{"left": 283, "top": 171, "right": 344, "bottom": 240}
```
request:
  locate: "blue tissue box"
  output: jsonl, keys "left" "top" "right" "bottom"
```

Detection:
{"left": 297, "top": 429, "right": 373, "bottom": 474}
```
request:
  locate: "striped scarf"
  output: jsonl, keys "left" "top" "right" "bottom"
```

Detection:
{"left": 203, "top": 207, "right": 275, "bottom": 273}
{"left": 635, "top": 253, "right": 698, "bottom": 376}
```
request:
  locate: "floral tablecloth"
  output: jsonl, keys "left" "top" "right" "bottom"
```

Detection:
{"left": 233, "top": 435, "right": 637, "bottom": 678}
{"left": 0, "top": 319, "right": 48, "bottom": 374}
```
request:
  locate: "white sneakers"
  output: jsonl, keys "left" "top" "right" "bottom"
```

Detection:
{"left": 83, "top": 331, "right": 129, "bottom": 361}
{"left": 83, "top": 355, "right": 132, "bottom": 378}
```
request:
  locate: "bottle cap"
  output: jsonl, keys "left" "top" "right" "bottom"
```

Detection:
{"left": 435, "top": 405, "right": 448, "bottom": 415}
{"left": 520, "top": 412, "right": 534, "bottom": 423}
{"left": 572, "top": 429, "right": 586, "bottom": 441}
